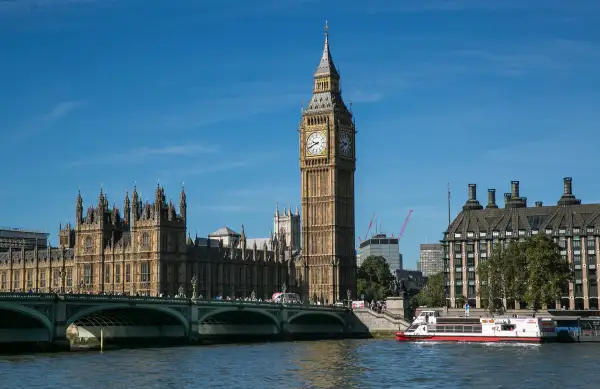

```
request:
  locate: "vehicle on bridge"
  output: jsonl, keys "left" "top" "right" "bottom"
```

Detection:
{"left": 272, "top": 292, "right": 301, "bottom": 304}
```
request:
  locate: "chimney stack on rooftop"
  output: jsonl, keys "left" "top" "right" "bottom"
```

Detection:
{"left": 463, "top": 183, "right": 483, "bottom": 211}
{"left": 558, "top": 177, "right": 581, "bottom": 206}
{"left": 564, "top": 177, "right": 573, "bottom": 196}
{"left": 535, "top": 201, "right": 543, "bottom": 207}
{"left": 468, "top": 184, "right": 476, "bottom": 201}
{"left": 511, "top": 181, "right": 520, "bottom": 199}
{"left": 487, "top": 189, "right": 498, "bottom": 208}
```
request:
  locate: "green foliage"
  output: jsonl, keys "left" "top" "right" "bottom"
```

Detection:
{"left": 455, "top": 294, "right": 467, "bottom": 308}
{"left": 477, "top": 234, "right": 573, "bottom": 313}
{"left": 411, "top": 273, "right": 446, "bottom": 308}
{"left": 356, "top": 255, "right": 393, "bottom": 301}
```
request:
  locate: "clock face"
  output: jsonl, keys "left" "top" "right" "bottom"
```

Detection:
{"left": 306, "top": 131, "right": 327, "bottom": 155}
{"left": 340, "top": 132, "right": 352, "bottom": 157}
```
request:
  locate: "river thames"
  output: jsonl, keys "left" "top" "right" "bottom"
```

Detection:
{"left": 0, "top": 339, "right": 598, "bottom": 388}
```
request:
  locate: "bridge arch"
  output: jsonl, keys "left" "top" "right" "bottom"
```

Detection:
{"left": 0, "top": 302, "right": 54, "bottom": 338}
{"left": 287, "top": 311, "right": 346, "bottom": 327}
{"left": 198, "top": 307, "right": 280, "bottom": 328}
{"left": 66, "top": 304, "right": 190, "bottom": 333}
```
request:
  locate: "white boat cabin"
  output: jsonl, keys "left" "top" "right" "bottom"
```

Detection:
{"left": 407, "top": 310, "right": 557, "bottom": 339}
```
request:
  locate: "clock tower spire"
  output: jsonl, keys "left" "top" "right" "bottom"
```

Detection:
{"left": 299, "top": 22, "right": 356, "bottom": 305}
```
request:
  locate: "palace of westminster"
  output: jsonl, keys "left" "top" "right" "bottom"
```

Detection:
{"left": 0, "top": 25, "right": 358, "bottom": 304}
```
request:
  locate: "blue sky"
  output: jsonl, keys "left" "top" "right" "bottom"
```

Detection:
{"left": 0, "top": 0, "right": 599, "bottom": 269}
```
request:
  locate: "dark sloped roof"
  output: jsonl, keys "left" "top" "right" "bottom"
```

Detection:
{"left": 447, "top": 203, "right": 600, "bottom": 238}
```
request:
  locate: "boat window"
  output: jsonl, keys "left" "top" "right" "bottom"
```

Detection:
{"left": 501, "top": 324, "right": 516, "bottom": 331}
{"left": 462, "top": 326, "right": 472, "bottom": 333}
{"left": 473, "top": 325, "right": 482, "bottom": 333}
{"left": 427, "top": 325, "right": 436, "bottom": 332}
{"left": 406, "top": 324, "right": 419, "bottom": 332}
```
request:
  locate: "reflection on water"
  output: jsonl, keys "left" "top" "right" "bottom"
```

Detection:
{"left": 292, "top": 340, "right": 362, "bottom": 389}
{"left": 1, "top": 340, "right": 599, "bottom": 389}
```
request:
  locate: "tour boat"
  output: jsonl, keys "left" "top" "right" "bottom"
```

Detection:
{"left": 396, "top": 310, "right": 557, "bottom": 343}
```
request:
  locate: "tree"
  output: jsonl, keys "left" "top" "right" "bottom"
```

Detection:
{"left": 523, "top": 234, "right": 572, "bottom": 310}
{"left": 477, "top": 245, "right": 505, "bottom": 314}
{"left": 477, "top": 234, "right": 573, "bottom": 313}
{"left": 411, "top": 273, "right": 446, "bottom": 308}
{"left": 357, "top": 255, "right": 393, "bottom": 301}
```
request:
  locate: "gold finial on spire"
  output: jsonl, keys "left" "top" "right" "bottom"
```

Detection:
{"left": 325, "top": 20, "right": 328, "bottom": 36}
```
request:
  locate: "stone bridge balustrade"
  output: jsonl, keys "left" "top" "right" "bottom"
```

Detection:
{"left": 0, "top": 293, "right": 365, "bottom": 350}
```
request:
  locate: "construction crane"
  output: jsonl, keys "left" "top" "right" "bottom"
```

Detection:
{"left": 358, "top": 212, "right": 376, "bottom": 243}
{"left": 397, "top": 209, "right": 413, "bottom": 243}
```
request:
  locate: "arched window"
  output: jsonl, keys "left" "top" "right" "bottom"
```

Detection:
{"left": 142, "top": 232, "right": 150, "bottom": 248}
{"left": 84, "top": 236, "right": 93, "bottom": 253}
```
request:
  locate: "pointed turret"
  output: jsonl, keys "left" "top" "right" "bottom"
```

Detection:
{"left": 76, "top": 190, "right": 83, "bottom": 224}
{"left": 155, "top": 182, "right": 162, "bottom": 209}
{"left": 240, "top": 224, "right": 247, "bottom": 250}
{"left": 314, "top": 21, "right": 339, "bottom": 79}
{"left": 131, "top": 185, "right": 139, "bottom": 223}
{"left": 180, "top": 184, "right": 187, "bottom": 220}
{"left": 98, "top": 186, "right": 105, "bottom": 211}
{"left": 124, "top": 191, "right": 131, "bottom": 224}
{"left": 275, "top": 202, "right": 279, "bottom": 217}
{"left": 304, "top": 22, "right": 348, "bottom": 114}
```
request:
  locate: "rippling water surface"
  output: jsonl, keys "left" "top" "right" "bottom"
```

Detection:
{"left": 1, "top": 339, "right": 598, "bottom": 388}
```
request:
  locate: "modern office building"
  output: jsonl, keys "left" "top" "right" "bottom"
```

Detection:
{"left": 395, "top": 269, "right": 427, "bottom": 292}
{"left": 443, "top": 178, "right": 600, "bottom": 310}
{"left": 0, "top": 228, "right": 49, "bottom": 251}
{"left": 419, "top": 243, "right": 444, "bottom": 277}
{"left": 357, "top": 234, "right": 402, "bottom": 272}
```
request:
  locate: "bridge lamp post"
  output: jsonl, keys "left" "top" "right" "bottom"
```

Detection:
{"left": 281, "top": 283, "right": 287, "bottom": 305}
{"left": 347, "top": 289, "right": 351, "bottom": 308}
{"left": 190, "top": 275, "right": 197, "bottom": 300}
{"left": 59, "top": 270, "right": 66, "bottom": 295}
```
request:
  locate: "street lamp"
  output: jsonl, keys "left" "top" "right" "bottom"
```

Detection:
{"left": 191, "top": 275, "right": 197, "bottom": 300}
{"left": 251, "top": 289, "right": 256, "bottom": 301}
{"left": 59, "top": 270, "right": 66, "bottom": 294}
{"left": 281, "top": 283, "right": 287, "bottom": 305}
{"left": 346, "top": 289, "right": 351, "bottom": 308}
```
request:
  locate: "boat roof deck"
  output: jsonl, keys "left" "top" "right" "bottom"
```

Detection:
{"left": 436, "top": 317, "right": 481, "bottom": 325}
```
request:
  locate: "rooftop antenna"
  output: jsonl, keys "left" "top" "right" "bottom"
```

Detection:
{"left": 447, "top": 182, "right": 451, "bottom": 227}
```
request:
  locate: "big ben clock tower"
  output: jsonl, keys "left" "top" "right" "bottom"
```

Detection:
{"left": 300, "top": 22, "right": 356, "bottom": 304}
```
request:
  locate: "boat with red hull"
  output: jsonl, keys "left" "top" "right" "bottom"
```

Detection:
{"left": 396, "top": 310, "right": 557, "bottom": 344}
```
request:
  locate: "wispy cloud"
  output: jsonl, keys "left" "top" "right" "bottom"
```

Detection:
{"left": 46, "top": 100, "right": 85, "bottom": 120}
{"left": 0, "top": 0, "right": 103, "bottom": 15}
{"left": 351, "top": 0, "right": 600, "bottom": 14}
{"left": 346, "top": 91, "right": 384, "bottom": 104}
{"left": 67, "top": 144, "right": 219, "bottom": 167}
{"left": 198, "top": 205, "right": 256, "bottom": 213}
{"left": 4, "top": 100, "right": 85, "bottom": 145}
{"left": 155, "top": 88, "right": 305, "bottom": 132}
{"left": 174, "top": 152, "right": 281, "bottom": 177}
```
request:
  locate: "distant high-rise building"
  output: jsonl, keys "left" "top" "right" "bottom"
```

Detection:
{"left": 357, "top": 234, "right": 402, "bottom": 273}
{"left": 419, "top": 243, "right": 444, "bottom": 277}
{"left": 0, "top": 228, "right": 49, "bottom": 251}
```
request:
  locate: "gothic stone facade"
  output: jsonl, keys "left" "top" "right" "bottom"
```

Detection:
{"left": 443, "top": 177, "right": 600, "bottom": 310}
{"left": 299, "top": 25, "right": 357, "bottom": 304}
{"left": 0, "top": 186, "right": 302, "bottom": 299}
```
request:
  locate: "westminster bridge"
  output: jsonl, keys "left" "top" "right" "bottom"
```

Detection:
{"left": 0, "top": 293, "right": 371, "bottom": 350}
